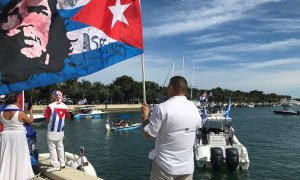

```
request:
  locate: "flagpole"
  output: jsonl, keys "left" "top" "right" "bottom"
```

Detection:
{"left": 139, "top": 0, "right": 146, "bottom": 103}
{"left": 141, "top": 54, "right": 146, "bottom": 103}
{"left": 22, "top": 91, "right": 25, "bottom": 111}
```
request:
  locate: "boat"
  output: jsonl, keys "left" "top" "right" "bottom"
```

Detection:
{"left": 105, "top": 114, "right": 141, "bottom": 132}
{"left": 246, "top": 103, "right": 255, "bottom": 108}
{"left": 273, "top": 104, "right": 299, "bottom": 115}
{"left": 39, "top": 147, "right": 97, "bottom": 177}
{"left": 74, "top": 105, "right": 105, "bottom": 119}
{"left": 111, "top": 123, "right": 141, "bottom": 132}
{"left": 194, "top": 100, "right": 250, "bottom": 172}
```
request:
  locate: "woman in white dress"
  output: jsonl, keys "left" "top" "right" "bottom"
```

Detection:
{"left": 0, "top": 93, "right": 35, "bottom": 180}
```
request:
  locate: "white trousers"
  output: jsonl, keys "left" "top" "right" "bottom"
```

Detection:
{"left": 47, "top": 138, "right": 65, "bottom": 167}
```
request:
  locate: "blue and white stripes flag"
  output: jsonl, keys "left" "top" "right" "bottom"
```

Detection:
{"left": 201, "top": 105, "right": 208, "bottom": 124}
{"left": 78, "top": 98, "right": 87, "bottom": 105}
{"left": 225, "top": 98, "right": 231, "bottom": 121}
{"left": 0, "top": 0, "right": 143, "bottom": 95}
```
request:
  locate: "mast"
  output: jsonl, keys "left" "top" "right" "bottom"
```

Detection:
{"left": 172, "top": 61, "right": 174, "bottom": 77}
{"left": 181, "top": 57, "right": 184, "bottom": 77}
{"left": 190, "top": 67, "right": 194, "bottom": 100}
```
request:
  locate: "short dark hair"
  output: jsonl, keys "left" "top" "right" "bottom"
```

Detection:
{"left": 5, "top": 92, "right": 19, "bottom": 105}
{"left": 169, "top": 76, "right": 187, "bottom": 94}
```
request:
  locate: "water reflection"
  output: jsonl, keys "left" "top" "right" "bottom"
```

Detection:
{"left": 194, "top": 168, "right": 251, "bottom": 180}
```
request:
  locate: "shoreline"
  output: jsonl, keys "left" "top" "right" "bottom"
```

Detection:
{"left": 32, "top": 104, "right": 142, "bottom": 113}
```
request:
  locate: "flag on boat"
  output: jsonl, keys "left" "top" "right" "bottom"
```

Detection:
{"left": 0, "top": 0, "right": 143, "bottom": 95}
{"left": 201, "top": 105, "right": 208, "bottom": 124}
{"left": 199, "top": 91, "right": 208, "bottom": 103}
{"left": 225, "top": 98, "right": 231, "bottom": 121}
{"left": 77, "top": 98, "right": 87, "bottom": 105}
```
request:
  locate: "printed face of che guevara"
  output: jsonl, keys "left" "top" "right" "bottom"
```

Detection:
{"left": 1, "top": 0, "right": 51, "bottom": 64}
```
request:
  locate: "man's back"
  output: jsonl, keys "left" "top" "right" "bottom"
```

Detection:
{"left": 154, "top": 96, "right": 201, "bottom": 175}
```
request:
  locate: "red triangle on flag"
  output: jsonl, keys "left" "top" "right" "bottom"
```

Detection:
{"left": 72, "top": 0, "right": 143, "bottom": 50}
{"left": 54, "top": 108, "right": 67, "bottom": 119}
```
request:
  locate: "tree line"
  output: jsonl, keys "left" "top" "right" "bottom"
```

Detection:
{"left": 24, "top": 75, "right": 291, "bottom": 105}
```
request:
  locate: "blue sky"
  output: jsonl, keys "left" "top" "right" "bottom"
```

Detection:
{"left": 80, "top": 0, "right": 300, "bottom": 98}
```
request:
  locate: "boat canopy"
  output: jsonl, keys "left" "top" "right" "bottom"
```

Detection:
{"left": 75, "top": 105, "right": 96, "bottom": 109}
{"left": 116, "top": 114, "right": 131, "bottom": 119}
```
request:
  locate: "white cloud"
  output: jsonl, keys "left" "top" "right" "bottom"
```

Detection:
{"left": 199, "top": 38, "right": 300, "bottom": 53}
{"left": 143, "top": 0, "right": 280, "bottom": 38}
{"left": 261, "top": 18, "right": 300, "bottom": 33}
{"left": 187, "top": 34, "right": 240, "bottom": 45}
{"left": 237, "top": 58, "right": 300, "bottom": 69}
{"left": 189, "top": 52, "right": 237, "bottom": 63}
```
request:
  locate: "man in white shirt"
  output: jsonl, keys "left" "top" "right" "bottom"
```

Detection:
{"left": 141, "top": 76, "right": 202, "bottom": 180}
{"left": 226, "top": 122, "right": 234, "bottom": 146}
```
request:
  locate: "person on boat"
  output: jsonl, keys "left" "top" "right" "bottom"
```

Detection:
{"left": 141, "top": 76, "right": 202, "bottom": 180}
{"left": 225, "top": 122, "right": 234, "bottom": 146}
{"left": 125, "top": 119, "right": 132, "bottom": 127}
{"left": 114, "top": 119, "right": 124, "bottom": 126}
{"left": 44, "top": 90, "right": 70, "bottom": 172}
{"left": 0, "top": 93, "right": 35, "bottom": 180}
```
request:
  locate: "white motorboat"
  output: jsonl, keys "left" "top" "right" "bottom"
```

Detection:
{"left": 194, "top": 111, "right": 250, "bottom": 172}
{"left": 273, "top": 104, "right": 299, "bottom": 115}
{"left": 74, "top": 105, "right": 105, "bottom": 119}
{"left": 39, "top": 148, "right": 97, "bottom": 177}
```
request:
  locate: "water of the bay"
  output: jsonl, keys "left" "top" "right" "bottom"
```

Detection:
{"left": 35, "top": 106, "right": 300, "bottom": 180}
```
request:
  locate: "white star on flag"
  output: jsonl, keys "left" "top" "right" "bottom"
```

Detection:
{"left": 59, "top": 111, "right": 63, "bottom": 115}
{"left": 109, "top": 0, "right": 131, "bottom": 29}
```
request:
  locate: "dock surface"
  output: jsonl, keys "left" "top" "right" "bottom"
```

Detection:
{"left": 38, "top": 155, "right": 103, "bottom": 180}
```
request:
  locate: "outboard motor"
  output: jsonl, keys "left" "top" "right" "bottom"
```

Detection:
{"left": 210, "top": 147, "right": 223, "bottom": 171}
{"left": 297, "top": 111, "right": 299, "bottom": 115}
{"left": 225, "top": 148, "right": 239, "bottom": 172}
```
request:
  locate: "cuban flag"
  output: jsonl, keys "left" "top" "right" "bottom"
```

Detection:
{"left": 0, "top": 0, "right": 143, "bottom": 95}
{"left": 225, "top": 98, "right": 231, "bottom": 121}
{"left": 77, "top": 98, "right": 87, "bottom": 105}
{"left": 51, "top": 108, "right": 68, "bottom": 132}
{"left": 201, "top": 105, "right": 208, "bottom": 124}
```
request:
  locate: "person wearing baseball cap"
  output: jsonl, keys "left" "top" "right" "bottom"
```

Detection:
{"left": 44, "top": 90, "right": 69, "bottom": 172}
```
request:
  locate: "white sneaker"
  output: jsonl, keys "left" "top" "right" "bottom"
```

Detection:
{"left": 46, "top": 166, "right": 61, "bottom": 172}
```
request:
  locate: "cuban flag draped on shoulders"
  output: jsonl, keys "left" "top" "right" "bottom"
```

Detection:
{"left": 0, "top": 0, "right": 143, "bottom": 95}
{"left": 225, "top": 98, "right": 231, "bottom": 121}
{"left": 44, "top": 105, "right": 69, "bottom": 133}
{"left": 201, "top": 105, "right": 208, "bottom": 125}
